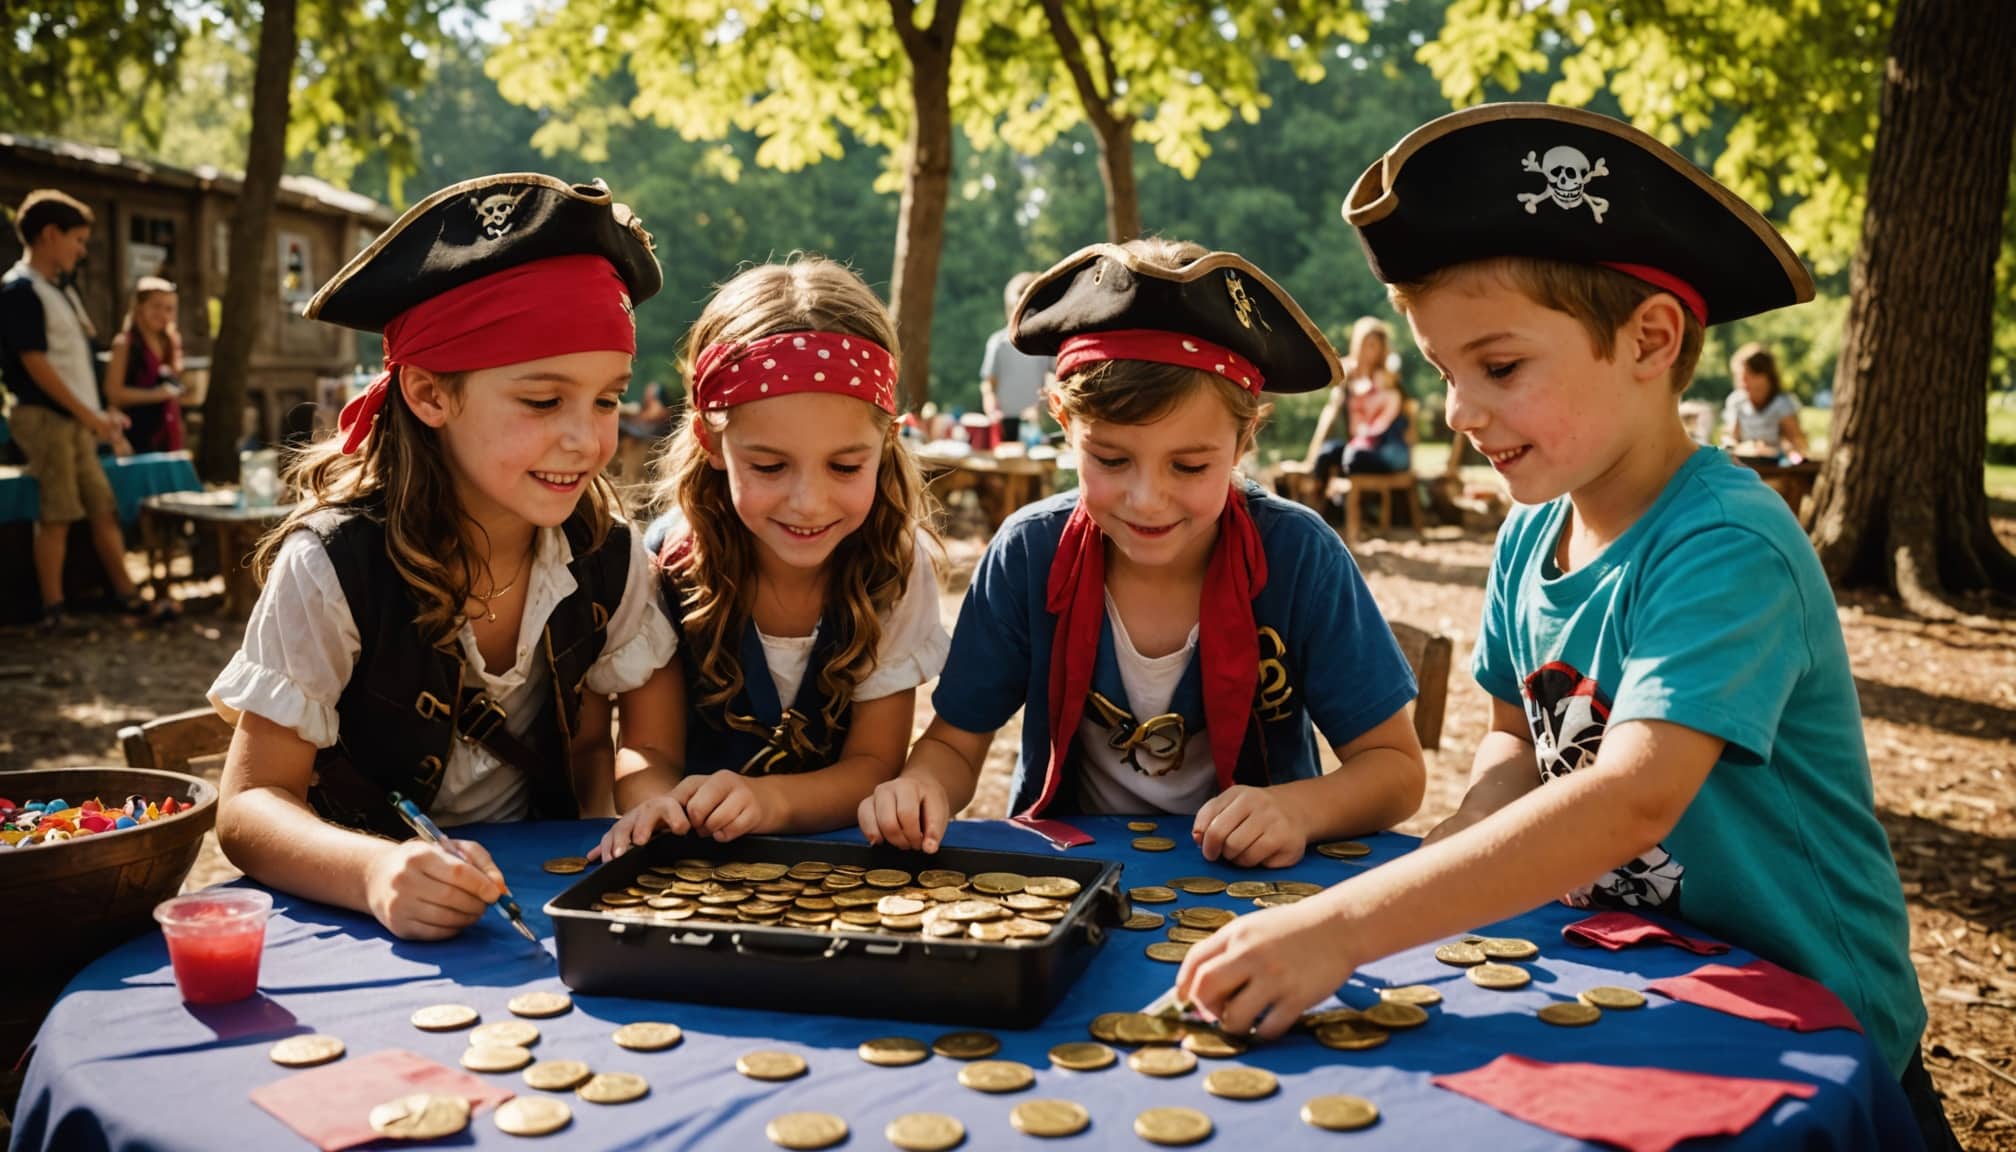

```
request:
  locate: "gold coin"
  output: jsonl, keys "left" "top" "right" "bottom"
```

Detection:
{"left": 1132, "top": 837, "right": 1177, "bottom": 852}
{"left": 1480, "top": 937, "right": 1539, "bottom": 961}
{"left": 931, "top": 1030, "right": 1001, "bottom": 1060}
{"left": 1538, "top": 1001, "right": 1603, "bottom": 1027}
{"left": 578, "top": 1071, "right": 649, "bottom": 1104}
{"left": 523, "top": 1059, "right": 592, "bottom": 1091}
{"left": 1128, "top": 886, "right": 1178, "bottom": 904}
{"left": 1024, "top": 875, "right": 1081, "bottom": 899}
{"left": 1181, "top": 1029, "right": 1247, "bottom": 1059}
{"left": 1580, "top": 985, "right": 1647, "bottom": 1010}
{"left": 1005, "top": 892, "right": 1060, "bottom": 912}
{"left": 1224, "top": 880, "right": 1274, "bottom": 899}
{"left": 1112, "top": 1013, "right": 1185, "bottom": 1046}
{"left": 917, "top": 868, "right": 967, "bottom": 888}
{"left": 609, "top": 1022, "right": 683, "bottom": 1052}
{"left": 368, "top": 1093, "right": 471, "bottom": 1140}
{"left": 1167, "top": 927, "right": 1214, "bottom": 944}
{"left": 926, "top": 886, "right": 970, "bottom": 903}
{"left": 1087, "top": 1012, "right": 1128, "bottom": 1043}
{"left": 1203, "top": 1066, "right": 1278, "bottom": 1100}
{"left": 1134, "top": 1106, "right": 1212, "bottom": 1146}
{"left": 1168, "top": 876, "right": 1227, "bottom": 895}
{"left": 1379, "top": 984, "right": 1442, "bottom": 1007}
{"left": 1011, "top": 1098, "right": 1090, "bottom": 1138}
{"left": 494, "top": 1095, "right": 573, "bottom": 1137}
{"left": 269, "top": 1034, "right": 345, "bottom": 1067}
{"left": 1364, "top": 1001, "right": 1429, "bottom": 1030}
{"left": 945, "top": 899, "right": 1009, "bottom": 923}
{"left": 1127, "top": 1045, "right": 1197, "bottom": 1077}
{"left": 1126, "top": 820, "right": 1159, "bottom": 833}
{"left": 738, "top": 1050, "right": 809, "bottom": 1081}
{"left": 744, "top": 862, "right": 790, "bottom": 881}
{"left": 1048, "top": 1041, "right": 1116, "bottom": 1071}
{"left": 1468, "top": 962, "right": 1532, "bottom": 990}
{"left": 876, "top": 895, "right": 927, "bottom": 917}
{"left": 1146, "top": 941, "right": 1193, "bottom": 963}
{"left": 1314, "top": 840, "right": 1372, "bottom": 859}
{"left": 1253, "top": 893, "right": 1305, "bottom": 907}
{"left": 410, "top": 1003, "right": 478, "bottom": 1031}
{"left": 1273, "top": 881, "right": 1325, "bottom": 897}
{"left": 601, "top": 892, "right": 645, "bottom": 907}
{"left": 461, "top": 1044, "right": 535, "bottom": 1073}
{"left": 542, "top": 856, "right": 588, "bottom": 874}
{"left": 885, "top": 1112, "right": 965, "bottom": 1152}
{"left": 1300, "top": 1007, "right": 1362, "bottom": 1029}
{"left": 957, "top": 1058, "right": 1035, "bottom": 1093}
{"left": 1122, "top": 911, "right": 1167, "bottom": 931}
{"left": 509, "top": 991, "right": 574, "bottom": 1018}
{"left": 1004, "top": 917, "right": 1052, "bottom": 939}
{"left": 471, "top": 1019, "right": 540, "bottom": 1048}
{"left": 1176, "top": 907, "right": 1235, "bottom": 929}
{"left": 1314, "top": 1020, "right": 1389, "bottom": 1051}
{"left": 970, "top": 871, "right": 1028, "bottom": 895}
{"left": 865, "top": 868, "right": 913, "bottom": 888}
{"left": 838, "top": 908, "right": 884, "bottom": 926}
{"left": 1434, "top": 942, "right": 1488, "bottom": 966}
{"left": 859, "top": 1036, "right": 930, "bottom": 1067}
{"left": 1301, "top": 1094, "right": 1380, "bottom": 1131}
{"left": 766, "top": 1111, "right": 848, "bottom": 1150}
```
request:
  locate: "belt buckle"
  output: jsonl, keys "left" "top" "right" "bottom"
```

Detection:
{"left": 460, "top": 693, "right": 509, "bottom": 744}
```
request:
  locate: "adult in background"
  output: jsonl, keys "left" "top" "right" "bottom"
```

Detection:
{"left": 1303, "top": 315, "right": 1411, "bottom": 481}
{"left": 103, "top": 275, "right": 185, "bottom": 453}
{"left": 1720, "top": 341, "right": 1811, "bottom": 463}
{"left": 980, "top": 272, "right": 1054, "bottom": 443}
{"left": 0, "top": 189, "right": 169, "bottom": 627}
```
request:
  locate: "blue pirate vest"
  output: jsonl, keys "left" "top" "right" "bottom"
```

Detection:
{"left": 670, "top": 586, "right": 854, "bottom": 776}
{"left": 309, "top": 506, "right": 631, "bottom": 840}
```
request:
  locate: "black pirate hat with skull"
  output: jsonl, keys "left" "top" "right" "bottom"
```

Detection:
{"left": 306, "top": 173, "right": 661, "bottom": 332}
{"left": 1344, "top": 104, "right": 1813, "bottom": 326}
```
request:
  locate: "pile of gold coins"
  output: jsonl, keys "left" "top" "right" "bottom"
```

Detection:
{"left": 1432, "top": 933, "right": 1649, "bottom": 1025}
{"left": 554, "top": 854, "right": 1089, "bottom": 943}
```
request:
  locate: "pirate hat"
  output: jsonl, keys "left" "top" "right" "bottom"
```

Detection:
{"left": 306, "top": 173, "right": 662, "bottom": 332}
{"left": 1344, "top": 104, "right": 1813, "bottom": 325}
{"left": 1012, "top": 242, "right": 1341, "bottom": 394}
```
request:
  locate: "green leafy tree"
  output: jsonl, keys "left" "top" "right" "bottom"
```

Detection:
{"left": 1423, "top": 0, "right": 2016, "bottom": 615}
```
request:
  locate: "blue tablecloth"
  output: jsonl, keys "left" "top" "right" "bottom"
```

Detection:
{"left": 12, "top": 818, "right": 1920, "bottom": 1151}
{"left": 0, "top": 451, "right": 202, "bottom": 525}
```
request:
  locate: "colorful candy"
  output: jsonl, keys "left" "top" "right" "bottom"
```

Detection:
{"left": 0, "top": 794, "right": 189, "bottom": 848}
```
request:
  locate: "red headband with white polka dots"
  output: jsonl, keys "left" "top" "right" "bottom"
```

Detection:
{"left": 1053, "top": 328, "right": 1263, "bottom": 394}
{"left": 690, "top": 330, "right": 898, "bottom": 414}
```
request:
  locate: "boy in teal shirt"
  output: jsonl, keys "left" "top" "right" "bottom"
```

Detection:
{"left": 1175, "top": 103, "right": 1951, "bottom": 1149}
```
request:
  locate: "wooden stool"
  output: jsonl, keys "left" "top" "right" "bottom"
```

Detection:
{"left": 1331, "top": 471, "right": 1421, "bottom": 546}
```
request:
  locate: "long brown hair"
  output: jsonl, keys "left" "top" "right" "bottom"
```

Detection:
{"left": 1730, "top": 342, "right": 1783, "bottom": 404}
{"left": 254, "top": 372, "right": 620, "bottom": 643}
{"left": 654, "top": 256, "right": 934, "bottom": 722}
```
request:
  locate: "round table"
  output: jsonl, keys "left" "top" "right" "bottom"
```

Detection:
{"left": 13, "top": 817, "right": 1919, "bottom": 1150}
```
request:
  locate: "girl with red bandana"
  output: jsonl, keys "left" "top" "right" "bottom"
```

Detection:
{"left": 859, "top": 238, "right": 1425, "bottom": 866}
{"left": 208, "top": 176, "right": 683, "bottom": 941}
{"left": 589, "top": 257, "right": 947, "bottom": 860}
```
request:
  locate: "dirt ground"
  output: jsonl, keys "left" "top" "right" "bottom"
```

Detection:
{"left": 3, "top": 509, "right": 2012, "bottom": 1148}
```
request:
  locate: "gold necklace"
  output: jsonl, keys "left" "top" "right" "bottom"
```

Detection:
{"left": 471, "top": 547, "right": 531, "bottom": 623}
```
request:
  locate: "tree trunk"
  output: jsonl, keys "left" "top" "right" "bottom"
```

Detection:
{"left": 197, "top": 0, "right": 298, "bottom": 483}
{"left": 1038, "top": 0, "right": 1142, "bottom": 243}
{"left": 1092, "top": 115, "right": 1141, "bottom": 243}
{"left": 887, "top": 0, "right": 964, "bottom": 413}
{"left": 1807, "top": 0, "right": 2016, "bottom": 617}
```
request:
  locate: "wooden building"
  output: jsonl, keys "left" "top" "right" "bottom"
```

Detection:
{"left": 0, "top": 133, "right": 393, "bottom": 442}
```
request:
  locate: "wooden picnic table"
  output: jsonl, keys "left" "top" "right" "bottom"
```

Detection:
{"left": 1731, "top": 454, "right": 1821, "bottom": 516}
{"left": 139, "top": 491, "right": 296, "bottom": 616}
{"left": 916, "top": 446, "right": 1059, "bottom": 533}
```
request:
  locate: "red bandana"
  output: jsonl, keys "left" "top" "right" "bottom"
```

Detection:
{"left": 337, "top": 254, "right": 637, "bottom": 454}
{"left": 1054, "top": 329, "right": 1264, "bottom": 394}
{"left": 1600, "top": 262, "right": 1708, "bottom": 326}
{"left": 1026, "top": 488, "right": 1267, "bottom": 821}
{"left": 691, "top": 330, "right": 898, "bottom": 414}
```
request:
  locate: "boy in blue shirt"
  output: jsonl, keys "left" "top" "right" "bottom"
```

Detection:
{"left": 1176, "top": 104, "right": 1952, "bottom": 1149}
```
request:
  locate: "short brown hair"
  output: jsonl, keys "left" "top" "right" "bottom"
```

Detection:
{"left": 1389, "top": 257, "right": 1704, "bottom": 393}
{"left": 15, "top": 190, "right": 95, "bottom": 246}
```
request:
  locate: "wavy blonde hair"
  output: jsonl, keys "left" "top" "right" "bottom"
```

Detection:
{"left": 255, "top": 372, "right": 620, "bottom": 643}
{"left": 654, "top": 257, "right": 933, "bottom": 724}
{"left": 1344, "top": 316, "right": 1393, "bottom": 383}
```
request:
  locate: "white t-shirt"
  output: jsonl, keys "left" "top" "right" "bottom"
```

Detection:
{"left": 756, "top": 532, "right": 949, "bottom": 707}
{"left": 1723, "top": 389, "right": 1799, "bottom": 446}
{"left": 209, "top": 518, "right": 678, "bottom": 826}
{"left": 5, "top": 260, "right": 101, "bottom": 414}
{"left": 1075, "top": 590, "right": 1216, "bottom": 815}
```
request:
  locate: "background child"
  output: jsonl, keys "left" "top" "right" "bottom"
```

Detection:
{"left": 1302, "top": 315, "right": 1410, "bottom": 481}
{"left": 1721, "top": 341, "right": 1811, "bottom": 461}
{"left": 860, "top": 238, "right": 1424, "bottom": 867}
{"left": 210, "top": 175, "right": 682, "bottom": 941}
{"left": 1179, "top": 104, "right": 1950, "bottom": 1149}
{"left": 591, "top": 257, "right": 947, "bottom": 860}
{"left": 103, "top": 275, "right": 185, "bottom": 454}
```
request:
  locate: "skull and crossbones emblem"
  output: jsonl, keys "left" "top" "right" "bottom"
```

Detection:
{"left": 1517, "top": 146, "right": 1609, "bottom": 223}
{"left": 469, "top": 190, "right": 525, "bottom": 240}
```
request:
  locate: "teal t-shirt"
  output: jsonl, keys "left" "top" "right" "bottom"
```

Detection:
{"left": 1474, "top": 446, "right": 1924, "bottom": 1077}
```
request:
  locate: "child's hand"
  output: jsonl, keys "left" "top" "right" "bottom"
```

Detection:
{"left": 1192, "top": 785, "right": 1308, "bottom": 868}
{"left": 1175, "top": 897, "right": 1357, "bottom": 1040}
{"left": 858, "top": 775, "right": 949, "bottom": 853}
{"left": 364, "top": 838, "right": 506, "bottom": 941}
{"left": 674, "top": 771, "right": 778, "bottom": 842}
{"left": 589, "top": 793, "right": 695, "bottom": 862}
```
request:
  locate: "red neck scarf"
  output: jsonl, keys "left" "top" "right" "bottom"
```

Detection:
{"left": 1027, "top": 487, "right": 1267, "bottom": 820}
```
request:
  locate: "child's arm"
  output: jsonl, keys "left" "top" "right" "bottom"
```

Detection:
{"left": 608, "top": 663, "right": 684, "bottom": 813}
{"left": 1194, "top": 704, "right": 1424, "bottom": 868}
{"left": 860, "top": 716, "right": 993, "bottom": 853}
{"left": 1177, "top": 718, "right": 1722, "bottom": 1037}
{"left": 216, "top": 712, "right": 508, "bottom": 941}
{"left": 1419, "top": 694, "right": 1541, "bottom": 847}
{"left": 1780, "top": 412, "right": 1812, "bottom": 460}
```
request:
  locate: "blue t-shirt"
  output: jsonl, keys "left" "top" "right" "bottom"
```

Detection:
{"left": 935, "top": 483, "right": 1416, "bottom": 817}
{"left": 1474, "top": 446, "right": 1924, "bottom": 1076}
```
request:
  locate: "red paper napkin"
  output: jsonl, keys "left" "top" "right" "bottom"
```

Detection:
{"left": 1646, "top": 958, "right": 1865, "bottom": 1034}
{"left": 250, "top": 1048, "right": 515, "bottom": 1151}
{"left": 1434, "top": 1054, "right": 1818, "bottom": 1152}
{"left": 1562, "top": 911, "right": 1730, "bottom": 955}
